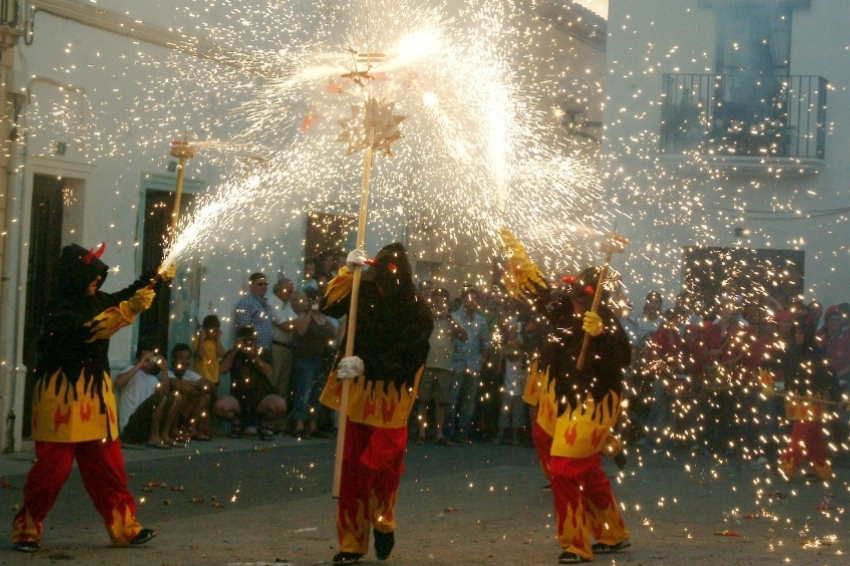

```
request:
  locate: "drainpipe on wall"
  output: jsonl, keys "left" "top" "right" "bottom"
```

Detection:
{"left": 0, "top": 24, "right": 24, "bottom": 453}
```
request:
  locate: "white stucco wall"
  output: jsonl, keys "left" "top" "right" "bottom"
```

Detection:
{"left": 603, "top": 0, "right": 850, "bottom": 310}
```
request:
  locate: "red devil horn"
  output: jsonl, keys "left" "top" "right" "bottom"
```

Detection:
{"left": 82, "top": 242, "right": 106, "bottom": 265}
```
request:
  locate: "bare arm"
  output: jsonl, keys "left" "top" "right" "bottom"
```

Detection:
{"left": 114, "top": 361, "right": 142, "bottom": 389}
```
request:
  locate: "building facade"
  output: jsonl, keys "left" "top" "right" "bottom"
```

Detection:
{"left": 603, "top": 0, "right": 849, "bottom": 317}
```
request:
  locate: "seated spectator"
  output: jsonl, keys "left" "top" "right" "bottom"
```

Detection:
{"left": 213, "top": 325, "right": 286, "bottom": 440}
{"left": 291, "top": 288, "right": 337, "bottom": 438}
{"left": 116, "top": 340, "right": 181, "bottom": 448}
{"left": 168, "top": 343, "right": 213, "bottom": 441}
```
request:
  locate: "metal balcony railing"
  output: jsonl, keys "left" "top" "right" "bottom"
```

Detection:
{"left": 660, "top": 73, "right": 827, "bottom": 160}
{"left": 1, "top": 0, "right": 18, "bottom": 27}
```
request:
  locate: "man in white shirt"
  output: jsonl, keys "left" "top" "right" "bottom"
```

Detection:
{"left": 116, "top": 340, "right": 181, "bottom": 448}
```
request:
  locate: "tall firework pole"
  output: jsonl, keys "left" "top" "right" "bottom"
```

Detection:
{"left": 169, "top": 137, "right": 197, "bottom": 239}
{"left": 332, "top": 52, "right": 405, "bottom": 497}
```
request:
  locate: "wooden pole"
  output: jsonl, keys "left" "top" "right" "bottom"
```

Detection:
{"left": 169, "top": 139, "right": 196, "bottom": 238}
{"left": 576, "top": 250, "right": 613, "bottom": 371}
{"left": 333, "top": 126, "right": 374, "bottom": 498}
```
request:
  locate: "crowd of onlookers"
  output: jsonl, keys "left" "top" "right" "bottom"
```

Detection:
{"left": 111, "top": 248, "right": 850, "bottom": 474}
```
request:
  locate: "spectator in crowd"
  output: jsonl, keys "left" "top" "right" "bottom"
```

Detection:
{"left": 636, "top": 291, "right": 663, "bottom": 345}
{"left": 213, "top": 325, "right": 286, "bottom": 441}
{"left": 194, "top": 314, "right": 227, "bottom": 386}
{"left": 167, "top": 343, "right": 212, "bottom": 442}
{"left": 642, "top": 308, "right": 690, "bottom": 447}
{"left": 235, "top": 272, "right": 274, "bottom": 351}
{"left": 291, "top": 288, "right": 337, "bottom": 439}
{"left": 415, "top": 288, "right": 467, "bottom": 446}
{"left": 418, "top": 279, "right": 435, "bottom": 303}
{"left": 316, "top": 251, "right": 336, "bottom": 289}
{"left": 449, "top": 286, "right": 492, "bottom": 443}
{"left": 771, "top": 320, "right": 840, "bottom": 480}
{"left": 495, "top": 338, "right": 526, "bottom": 445}
{"left": 301, "top": 256, "right": 319, "bottom": 292}
{"left": 271, "top": 276, "right": 297, "bottom": 403}
{"left": 117, "top": 341, "right": 181, "bottom": 449}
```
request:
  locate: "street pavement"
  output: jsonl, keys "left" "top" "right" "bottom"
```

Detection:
{"left": 0, "top": 435, "right": 847, "bottom": 565}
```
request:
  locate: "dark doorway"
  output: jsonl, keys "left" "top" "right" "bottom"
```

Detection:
{"left": 304, "top": 211, "right": 356, "bottom": 268}
{"left": 138, "top": 189, "right": 196, "bottom": 356}
{"left": 22, "top": 174, "right": 66, "bottom": 436}
{"left": 683, "top": 246, "right": 804, "bottom": 324}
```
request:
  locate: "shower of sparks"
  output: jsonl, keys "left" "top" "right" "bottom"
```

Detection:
{"left": 154, "top": 0, "right": 604, "bottom": 274}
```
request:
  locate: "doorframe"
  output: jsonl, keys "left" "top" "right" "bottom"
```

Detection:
{"left": 134, "top": 173, "right": 206, "bottom": 351}
{"left": 13, "top": 156, "right": 97, "bottom": 442}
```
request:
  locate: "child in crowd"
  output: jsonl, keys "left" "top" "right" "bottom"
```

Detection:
{"left": 495, "top": 338, "right": 527, "bottom": 445}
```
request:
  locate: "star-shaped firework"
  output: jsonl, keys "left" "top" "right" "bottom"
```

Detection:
{"left": 337, "top": 97, "right": 406, "bottom": 156}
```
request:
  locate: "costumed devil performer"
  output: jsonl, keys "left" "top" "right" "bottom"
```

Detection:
{"left": 501, "top": 229, "right": 632, "bottom": 564}
{"left": 319, "top": 242, "right": 432, "bottom": 565}
{"left": 11, "top": 243, "right": 173, "bottom": 552}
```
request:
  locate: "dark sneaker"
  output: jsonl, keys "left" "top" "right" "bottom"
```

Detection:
{"left": 558, "top": 550, "right": 588, "bottom": 563}
{"left": 374, "top": 528, "right": 395, "bottom": 560}
{"left": 130, "top": 528, "right": 157, "bottom": 546}
{"left": 540, "top": 484, "right": 552, "bottom": 492}
{"left": 591, "top": 538, "right": 631, "bottom": 554}
{"left": 332, "top": 551, "right": 364, "bottom": 564}
{"left": 12, "top": 541, "right": 39, "bottom": 553}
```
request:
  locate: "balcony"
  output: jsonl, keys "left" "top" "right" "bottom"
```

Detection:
{"left": 660, "top": 73, "right": 827, "bottom": 176}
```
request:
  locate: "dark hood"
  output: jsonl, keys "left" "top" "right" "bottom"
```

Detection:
{"left": 565, "top": 266, "right": 607, "bottom": 308}
{"left": 59, "top": 243, "right": 109, "bottom": 298}
{"left": 362, "top": 242, "right": 414, "bottom": 297}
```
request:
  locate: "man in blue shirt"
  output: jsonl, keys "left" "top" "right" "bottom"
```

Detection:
{"left": 235, "top": 273, "right": 274, "bottom": 350}
{"left": 449, "top": 287, "right": 492, "bottom": 443}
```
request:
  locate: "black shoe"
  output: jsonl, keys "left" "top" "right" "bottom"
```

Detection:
{"left": 374, "top": 528, "right": 395, "bottom": 560}
{"left": 558, "top": 550, "right": 587, "bottom": 563}
{"left": 130, "top": 528, "right": 157, "bottom": 546}
{"left": 614, "top": 452, "right": 627, "bottom": 470}
{"left": 540, "top": 484, "right": 552, "bottom": 492}
{"left": 332, "top": 551, "right": 364, "bottom": 564}
{"left": 591, "top": 538, "right": 631, "bottom": 554}
{"left": 12, "top": 541, "right": 38, "bottom": 553}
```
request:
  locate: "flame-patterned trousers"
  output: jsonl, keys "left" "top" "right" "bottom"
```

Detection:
{"left": 533, "top": 421, "right": 629, "bottom": 561}
{"left": 779, "top": 420, "right": 831, "bottom": 479}
{"left": 337, "top": 419, "right": 407, "bottom": 555}
{"left": 12, "top": 439, "right": 141, "bottom": 546}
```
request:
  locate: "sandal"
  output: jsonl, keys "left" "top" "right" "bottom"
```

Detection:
{"left": 146, "top": 441, "right": 171, "bottom": 450}
{"left": 228, "top": 421, "right": 243, "bottom": 439}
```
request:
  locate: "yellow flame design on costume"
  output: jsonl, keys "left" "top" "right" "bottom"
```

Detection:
{"left": 338, "top": 500, "right": 370, "bottom": 554}
{"left": 106, "top": 503, "right": 141, "bottom": 547}
{"left": 499, "top": 228, "right": 549, "bottom": 300}
{"left": 551, "top": 391, "right": 622, "bottom": 458}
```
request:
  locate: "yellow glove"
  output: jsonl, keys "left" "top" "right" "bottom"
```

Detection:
{"left": 159, "top": 263, "right": 177, "bottom": 282}
{"left": 582, "top": 311, "right": 603, "bottom": 337}
{"left": 127, "top": 287, "right": 156, "bottom": 314}
{"left": 758, "top": 368, "right": 774, "bottom": 387}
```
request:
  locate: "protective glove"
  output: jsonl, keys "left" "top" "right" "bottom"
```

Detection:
{"left": 159, "top": 263, "right": 177, "bottom": 282}
{"left": 582, "top": 311, "right": 603, "bottom": 337}
{"left": 127, "top": 287, "right": 156, "bottom": 314}
{"left": 346, "top": 249, "right": 369, "bottom": 270}
{"left": 336, "top": 356, "right": 365, "bottom": 380}
{"left": 758, "top": 368, "right": 774, "bottom": 387}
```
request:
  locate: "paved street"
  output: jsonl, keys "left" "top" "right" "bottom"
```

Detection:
{"left": 0, "top": 436, "right": 847, "bottom": 565}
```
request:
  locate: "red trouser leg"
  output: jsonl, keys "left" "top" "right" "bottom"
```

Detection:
{"left": 532, "top": 420, "right": 553, "bottom": 480}
{"left": 75, "top": 439, "right": 141, "bottom": 546}
{"left": 12, "top": 442, "right": 76, "bottom": 544}
{"left": 546, "top": 453, "right": 629, "bottom": 560}
{"left": 337, "top": 420, "right": 407, "bottom": 555}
